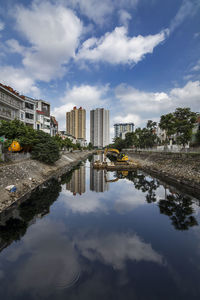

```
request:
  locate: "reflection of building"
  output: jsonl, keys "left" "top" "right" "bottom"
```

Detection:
{"left": 90, "top": 108, "right": 110, "bottom": 148}
{"left": 90, "top": 157, "right": 109, "bottom": 192}
{"left": 66, "top": 106, "right": 86, "bottom": 140}
{"left": 114, "top": 123, "right": 134, "bottom": 139}
{"left": 66, "top": 166, "right": 86, "bottom": 195}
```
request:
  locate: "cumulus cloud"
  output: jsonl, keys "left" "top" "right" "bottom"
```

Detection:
{"left": 118, "top": 10, "right": 132, "bottom": 27}
{"left": 8, "top": 1, "right": 82, "bottom": 82}
{"left": 52, "top": 84, "right": 109, "bottom": 131}
{"left": 113, "top": 113, "right": 142, "bottom": 127}
{"left": 114, "top": 80, "right": 200, "bottom": 127}
{"left": 0, "top": 66, "right": 40, "bottom": 97}
{"left": 66, "top": 0, "right": 138, "bottom": 25}
{"left": 77, "top": 26, "right": 167, "bottom": 65}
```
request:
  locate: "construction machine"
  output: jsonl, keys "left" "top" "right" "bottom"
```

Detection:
{"left": 104, "top": 148, "right": 129, "bottom": 163}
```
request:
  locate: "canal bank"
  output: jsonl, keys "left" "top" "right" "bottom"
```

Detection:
{"left": 0, "top": 150, "right": 94, "bottom": 213}
{"left": 127, "top": 150, "right": 200, "bottom": 198}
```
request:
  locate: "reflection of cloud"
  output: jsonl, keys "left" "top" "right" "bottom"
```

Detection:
{"left": 75, "top": 232, "right": 163, "bottom": 270}
{"left": 60, "top": 190, "right": 107, "bottom": 214}
{"left": 5, "top": 219, "right": 80, "bottom": 296}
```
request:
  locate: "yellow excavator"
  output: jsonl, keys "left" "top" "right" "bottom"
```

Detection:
{"left": 104, "top": 148, "right": 129, "bottom": 163}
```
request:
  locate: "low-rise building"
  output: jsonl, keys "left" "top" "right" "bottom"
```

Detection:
{"left": 0, "top": 83, "right": 25, "bottom": 123}
{"left": 36, "top": 100, "right": 51, "bottom": 134}
{"left": 24, "top": 96, "right": 37, "bottom": 129}
{"left": 50, "top": 116, "right": 58, "bottom": 137}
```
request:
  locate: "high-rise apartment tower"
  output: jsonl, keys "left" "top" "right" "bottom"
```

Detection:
{"left": 114, "top": 123, "right": 134, "bottom": 139}
{"left": 66, "top": 106, "right": 86, "bottom": 139}
{"left": 90, "top": 108, "right": 110, "bottom": 148}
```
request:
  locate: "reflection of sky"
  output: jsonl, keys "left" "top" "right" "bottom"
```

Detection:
{"left": 1, "top": 160, "right": 200, "bottom": 299}
{"left": 0, "top": 217, "right": 165, "bottom": 299}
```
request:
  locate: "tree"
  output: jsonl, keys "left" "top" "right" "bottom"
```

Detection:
{"left": 174, "top": 108, "right": 197, "bottom": 146}
{"left": 159, "top": 113, "right": 176, "bottom": 142}
{"left": 159, "top": 108, "right": 198, "bottom": 146}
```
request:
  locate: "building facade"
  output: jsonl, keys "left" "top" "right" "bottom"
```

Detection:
{"left": 24, "top": 96, "right": 37, "bottom": 129}
{"left": 90, "top": 108, "right": 110, "bottom": 148}
{"left": 114, "top": 123, "right": 134, "bottom": 139}
{"left": 66, "top": 106, "right": 86, "bottom": 140}
{"left": 50, "top": 116, "right": 58, "bottom": 137}
{"left": 0, "top": 84, "right": 25, "bottom": 123}
{"left": 36, "top": 100, "right": 51, "bottom": 134}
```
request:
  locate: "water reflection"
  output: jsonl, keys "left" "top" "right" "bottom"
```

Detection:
{"left": 158, "top": 194, "right": 198, "bottom": 230}
{"left": 126, "top": 170, "right": 198, "bottom": 230}
{"left": 0, "top": 160, "right": 200, "bottom": 299}
{"left": 66, "top": 165, "right": 86, "bottom": 195}
{"left": 0, "top": 178, "right": 61, "bottom": 252}
{"left": 90, "top": 154, "right": 109, "bottom": 192}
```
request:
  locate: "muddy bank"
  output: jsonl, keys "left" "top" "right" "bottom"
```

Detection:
{"left": 127, "top": 151, "right": 200, "bottom": 199}
{"left": 0, "top": 150, "right": 93, "bottom": 212}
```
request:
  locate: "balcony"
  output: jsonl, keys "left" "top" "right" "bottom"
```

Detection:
{"left": 0, "top": 92, "right": 23, "bottom": 110}
{"left": 25, "top": 118, "right": 35, "bottom": 124}
{"left": 0, "top": 110, "right": 19, "bottom": 120}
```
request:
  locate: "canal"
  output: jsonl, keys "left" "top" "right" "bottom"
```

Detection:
{"left": 0, "top": 155, "right": 200, "bottom": 300}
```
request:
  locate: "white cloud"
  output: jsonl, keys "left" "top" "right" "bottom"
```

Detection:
{"left": 52, "top": 84, "right": 109, "bottom": 131}
{"left": 6, "top": 39, "right": 26, "bottom": 54}
{"left": 113, "top": 113, "right": 142, "bottom": 127}
{"left": 77, "top": 26, "right": 167, "bottom": 65}
{"left": 118, "top": 10, "right": 132, "bottom": 27}
{"left": 66, "top": 0, "right": 138, "bottom": 25}
{"left": 192, "top": 60, "right": 200, "bottom": 72}
{"left": 9, "top": 1, "right": 82, "bottom": 82}
{"left": 0, "top": 21, "right": 4, "bottom": 31}
{"left": 114, "top": 80, "right": 200, "bottom": 127}
{"left": 0, "top": 66, "right": 40, "bottom": 97}
{"left": 169, "top": 0, "right": 200, "bottom": 33}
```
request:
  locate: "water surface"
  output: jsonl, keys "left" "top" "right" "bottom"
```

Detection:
{"left": 0, "top": 158, "right": 200, "bottom": 300}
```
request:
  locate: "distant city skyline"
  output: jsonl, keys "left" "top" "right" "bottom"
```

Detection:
{"left": 0, "top": 0, "right": 199, "bottom": 141}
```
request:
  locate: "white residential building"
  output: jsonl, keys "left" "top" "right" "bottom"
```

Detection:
{"left": 114, "top": 123, "right": 134, "bottom": 139}
{"left": 36, "top": 100, "right": 51, "bottom": 134}
{"left": 0, "top": 84, "right": 25, "bottom": 123}
{"left": 90, "top": 108, "right": 110, "bottom": 148}
{"left": 24, "top": 96, "right": 37, "bottom": 129}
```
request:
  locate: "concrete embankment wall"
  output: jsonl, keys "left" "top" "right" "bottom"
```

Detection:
{"left": 127, "top": 150, "right": 200, "bottom": 198}
{"left": 0, "top": 150, "right": 93, "bottom": 213}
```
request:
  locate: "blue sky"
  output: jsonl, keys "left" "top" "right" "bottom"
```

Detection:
{"left": 0, "top": 0, "right": 200, "bottom": 141}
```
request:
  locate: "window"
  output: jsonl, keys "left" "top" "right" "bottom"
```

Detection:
{"left": 25, "top": 112, "right": 34, "bottom": 119}
{"left": 25, "top": 102, "right": 34, "bottom": 110}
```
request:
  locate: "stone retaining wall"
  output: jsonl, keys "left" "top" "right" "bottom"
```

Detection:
{"left": 127, "top": 150, "right": 200, "bottom": 199}
{"left": 0, "top": 150, "right": 93, "bottom": 213}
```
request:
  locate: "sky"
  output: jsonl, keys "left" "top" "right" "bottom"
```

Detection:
{"left": 0, "top": 0, "right": 200, "bottom": 141}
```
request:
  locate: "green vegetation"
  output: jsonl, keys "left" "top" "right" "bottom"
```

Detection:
{"left": 109, "top": 120, "right": 159, "bottom": 150}
{"left": 159, "top": 107, "right": 198, "bottom": 146}
{"left": 109, "top": 107, "right": 199, "bottom": 150}
{"left": 0, "top": 119, "right": 86, "bottom": 164}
